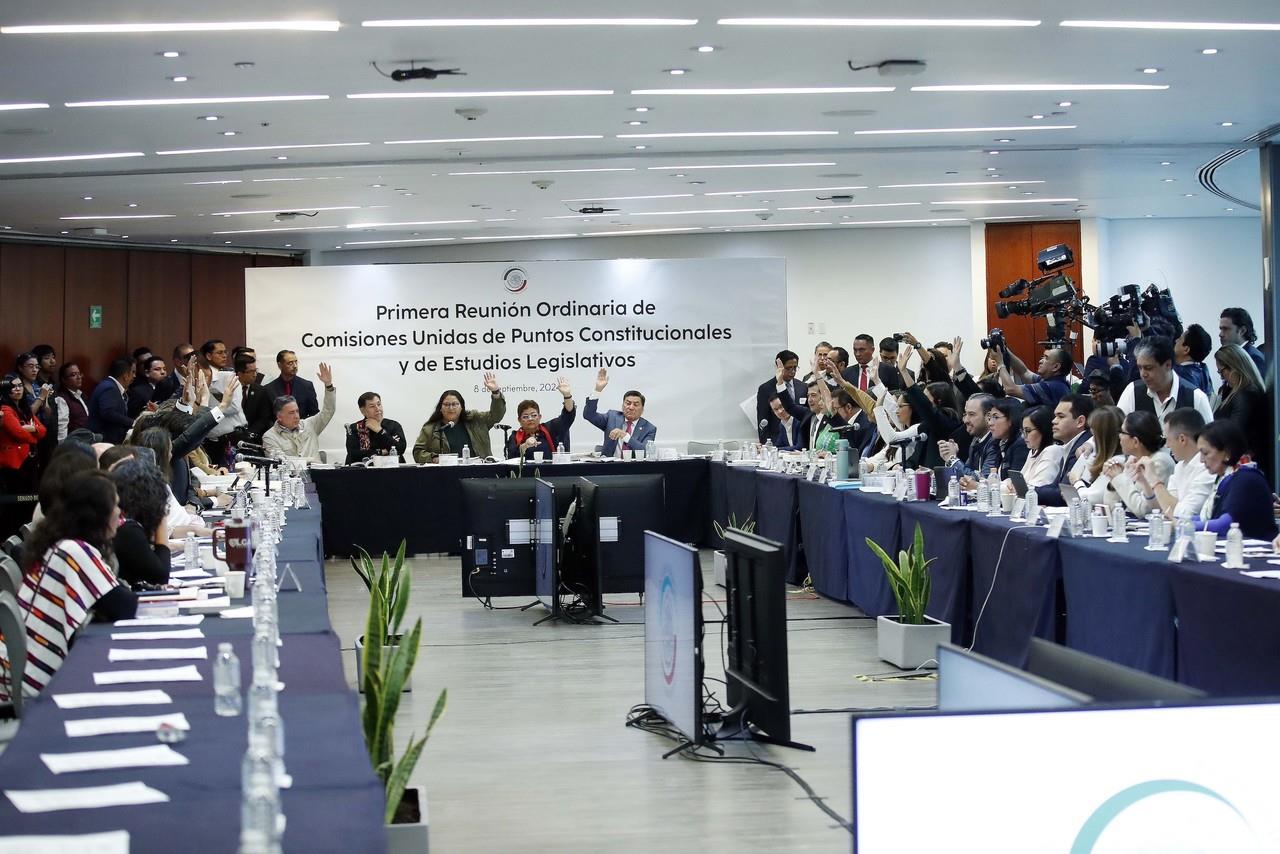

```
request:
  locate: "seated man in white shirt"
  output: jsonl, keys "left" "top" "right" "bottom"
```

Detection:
{"left": 1116, "top": 335, "right": 1215, "bottom": 428}
{"left": 262, "top": 363, "right": 336, "bottom": 460}
{"left": 1134, "top": 407, "right": 1217, "bottom": 520}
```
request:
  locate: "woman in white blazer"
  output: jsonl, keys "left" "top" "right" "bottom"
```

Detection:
{"left": 1007, "top": 404, "right": 1065, "bottom": 490}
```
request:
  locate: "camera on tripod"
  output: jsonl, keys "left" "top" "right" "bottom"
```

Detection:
{"left": 993, "top": 244, "right": 1079, "bottom": 320}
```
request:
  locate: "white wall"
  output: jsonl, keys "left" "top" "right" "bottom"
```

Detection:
{"left": 318, "top": 224, "right": 980, "bottom": 368}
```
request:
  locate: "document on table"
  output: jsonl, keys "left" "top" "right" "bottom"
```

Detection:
{"left": 65, "top": 712, "right": 190, "bottom": 738}
{"left": 107, "top": 647, "right": 208, "bottom": 662}
{"left": 109, "top": 628, "right": 204, "bottom": 641}
{"left": 0, "top": 830, "right": 130, "bottom": 854}
{"left": 113, "top": 615, "right": 204, "bottom": 628}
{"left": 52, "top": 690, "right": 172, "bottom": 710}
{"left": 180, "top": 595, "right": 230, "bottom": 609}
{"left": 169, "top": 567, "right": 211, "bottom": 579}
{"left": 219, "top": 605, "right": 255, "bottom": 619}
{"left": 40, "top": 744, "right": 188, "bottom": 775}
{"left": 6, "top": 782, "right": 168, "bottom": 813}
{"left": 1242, "top": 569, "right": 1280, "bottom": 580}
{"left": 93, "top": 665, "right": 202, "bottom": 685}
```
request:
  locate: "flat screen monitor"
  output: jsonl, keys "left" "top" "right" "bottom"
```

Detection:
{"left": 936, "top": 642, "right": 1089, "bottom": 712}
{"left": 565, "top": 478, "right": 603, "bottom": 617}
{"left": 534, "top": 478, "right": 558, "bottom": 616}
{"left": 722, "top": 528, "right": 791, "bottom": 743}
{"left": 643, "top": 531, "right": 704, "bottom": 745}
{"left": 1025, "top": 638, "right": 1207, "bottom": 703}
{"left": 459, "top": 478, "right": 534, "bottom": 599}
{"left": 852, "top": 702, "right": 1280, "bottom": 853}
{"left": 583, "top": 473, "right": 665, "bottom": 595}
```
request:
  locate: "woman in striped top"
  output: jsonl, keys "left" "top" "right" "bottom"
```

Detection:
{"left": 11, "top": 470, "right": 137, "bottom": 699}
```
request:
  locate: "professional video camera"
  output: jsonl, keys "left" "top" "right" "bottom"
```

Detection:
{"left": 994, "top": 244, "right": 1080, "bottom": 321}
{"left": 1084, "top": 283, "right": 1184, "bottom": 355}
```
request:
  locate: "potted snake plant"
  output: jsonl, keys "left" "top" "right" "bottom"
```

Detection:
{"left": 865, "top": 523, "right": 950, "bottom": 669}
{"left": 712, "top": 513, "right": 756, "bottom": 587}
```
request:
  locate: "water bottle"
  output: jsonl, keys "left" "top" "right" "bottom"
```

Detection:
{"left": 213, "top": 643, "right": 242, "bottom": 717}
{"left": 987, "top": 471, "right": 1002, "bottom": 515}
{"left": 1110, "top": 503, "right": 1128, "bottom": 541}
{"left": 461, "top": 444, "right": 471, "bottom": 464}
{"left": 1147, "top": 511, "right": 1163, "bottom": 549}
{"left": 1025, "top": 487, "right": 1039, "bottom": 524}
{"left": 252, "top": 629, "right": 276, "bottom": 682}
{"left": 1226, "top": 522, "right": 1245, "bottom": 566}
{"left": 976, "top": 477, "right": 990, "bottom": 512}
{"left": 948, "top": 474, "right": 961, "bottom": 508}
{"left": 859, "top": 457, "right": 870, "bottom": 483}
{"left": 1175, "top": 513, "right": 1195, "bottom": 549}
{"left": 1068, "top": 498, "right": 1084, "bottom": 537}
{"left": 905, "top": 468, "right": 917, "bottom": 500}
{"left": 239, "top": 756, "right": 282, "bottom": 854}
{"left": 184, "top": 532, "right": 198, "bottom": 570}
{"left": 716, "top": 439, "right": 725, "bottom": 460}
{"left": 646, "top": 440, "right": 656, "bottom": 459}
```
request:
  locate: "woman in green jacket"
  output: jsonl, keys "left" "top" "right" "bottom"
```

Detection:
{"left": 412, "top": 372, "right": 505, "bottom": 463}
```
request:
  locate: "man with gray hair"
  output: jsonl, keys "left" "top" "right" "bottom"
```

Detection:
{"left": 262, "top": 363, "right": 335, "bottom": 460}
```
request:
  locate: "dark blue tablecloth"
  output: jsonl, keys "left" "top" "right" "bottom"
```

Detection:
{"left": 753, "top": 471, "right": 804, "bottom": 585}
{"left": 725, "top": 464, "right": 759, "bottom": 537}
{"left": 842, "top": 490, "right": 900, "bottom": 617}
{"left": 796, "top": 480, "right": 849, "bottom": 603}
{"left": 1169, "top": 558, "right": 1280, "bottom": 695}
{"left": 900, "top": 501, "right": 972, "bottom": 644}
{"left": 1058, "top": 535, "right": 1178, "bottom": 680}
{"left": 967, "top": 515, "right": 1062, "bottom": 665}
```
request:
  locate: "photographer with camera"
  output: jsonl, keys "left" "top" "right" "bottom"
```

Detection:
{"left": 992, "top": 341, "right": 1073, "bottom": 407}
{"left": 1116, "top": 336, "right": 1214, "bottom": 431}
{"left": 1173, "top": 323, "right": 1214, "bottom": 397}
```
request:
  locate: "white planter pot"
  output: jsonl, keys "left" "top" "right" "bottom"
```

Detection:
{"left": 386, "top": 786, "right": 429, "bottom": 854}
{"left": 713, "top": 550, "right": 727, "bottom": 588}
{"left": 354, "top": 635, "right": 412, "bottom": 693}
{"left": 876, "top": 615, "right": 951, "bottom": 670}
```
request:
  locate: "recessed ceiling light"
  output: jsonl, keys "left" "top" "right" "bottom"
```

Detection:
{"left": 224, "top": 240, "right": 233, "bottom": 244}
{"left": 221, "top": 130, "right": 238, "bottom": 136}
{"left": 878, "top": 180, "right": 1043, "bottom": 188}
{"left": 1060, "top": 20, "right": 1280, "bottom": 32}
{"left": 235, "top": 62, "right": 256, "bottom": 70}
{"left": 1030, "top": 114, "right": 1045, "bottom": 119}
{"left": 1058, "top": 101, "right": 1073, "bottom": 107}
{"left": 1145, "top": 214, "right": 1155, "bottom": 217}
{"left": 1160, "top": 161, "right": 1173, "bottom": 166}
{"left": 369, "top": 183, "right": 384, "bottom": 188}
{"left": 1162, "top": 177, "right": 1176, "bottom": 182}
{"left": 646, "top": 161, "right": 834, "bottom": 171}
{"left": 160, "top": 51, "right": 182, "bottom": 58}
{"left": 632, "top": 86, "right": 895, "bottom": 95}
{"left": 168, "top": 75, "right": 189, "bottom": 83}
{"left": 0, "top": 151, "right": 144, "bottom": 165}
{"left": 67, "top": 95, "right": 328, "bottom": 108}
{"left": 563, "top": 193, "right": 694, "bottom": 201}
{"left": 507, "top": 209, "right": 518, "bottom": 212}
{"left": 401, "top": 191, "right": 414, "bottom": 195}
{"left": 1226, "top": 207, "right": 1234, "bottom": 212}
{"left": 718, "top": 18, "right": 1041, "bottom": 28}
{"left": 81, "top": 195, "right": 93, "bottom": 200}
{"left": 1021, "top": 191, "right": 1035, "bottom": 195}
{"left": 1220, "top": 121, "right": 1234, "bottom": 127}
{"left": 1184, "top": 193, "right": 1196, "bottom": 197}
{"left": 633, "top": 106, "right": 650, "bottom": 112}
{"left": 384, "top": 134, "right": 603, "bottom": 145}
{"left": 185, "top": 179, "right": 242, "bottom": 185}
{"left": 362, "top": 18, "right": 697, "bottom": 27}
{"left": 59, "top": 214, "right": 175, "bottom": 220}
{"left": 854, "top": 124, "right": 1071, "bottom": 136}
{"left": 5, "top": 20, "right": 339, "bottom": 34}
{"left": 284, "top": 243, "right": 291, "bottom": 247}
{"left": 157, "top": 141, "right": 369, "bottom": 155}
{"left": 347, "top": 89, "right": 613, "bottom": 100}
{"left": 127, "top": 202, "right": 138, "bottom": 207}
{"left": 913, "top": 83, "right": 1167, "bottom": 92}
{"left": 627, "top": 120, "right": 646, "bottom": 126}
{"left": 988, "top": 150, "right": 1000, "bottom": 155}
{"left": 200, "top": 115, "right": 220, "bottom": 121}
{"left": 633, "top": 145, "right": 647, "bottom": 149}
{"left": 667, "top": 68, "right": 689, "bottom": 75}
{"left": 1141, "top": 67, "right": 1160, "bottom": 74}
{"left": 695, "top": 45, "right": 716, "bottom": 52}
{"left": 672, "top": 173, "right": 686, "bottom": 177}
{"left": 932, "top": 197, "right": 1078, "bottom": 205}
{"left": 996, "top": 138, "right": 1014, "bottom": 143}
{"left": 619, "top": 130, "right": 837, "bottom": 139}
{"left": 1201, "top": 48, "right": 1219, "bottom": 55}
{"left": 120, "top": 235, "right": 128, "bottom": 238}
{"left": 60, "top": 230, "right": 69, "bottom": 234}
{"left": 170, "top": 238, "right": 179, "bottom": 242}
{"left": 1008, "top": 186, "right": 1018, "bottom": 190}
{"left": 275, "top": 155, "right": 287, "bottom": 160}
{"left": 449, "top": 167, "right": 636, "bottom": 175}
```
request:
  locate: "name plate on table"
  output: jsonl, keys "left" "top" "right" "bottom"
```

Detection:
{"left": 1167, "top": 537, "right": 1190, "bottom": 563}
{"left": 1010, "top": 497, "right": 1026, "bottom": 521}
{"left": 1046, "top": 515, "right": 1067, "bottom": 539}
{"left": 806, "top": 464, "right": 819, "bottom": 482}
{"left": 893, "top": 478, "right": 908, "bottom": 502}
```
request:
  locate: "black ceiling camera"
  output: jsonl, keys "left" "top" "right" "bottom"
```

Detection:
{"left": 573, "top": 206, "right": 619, "bottom": 215}
{"left": 389, "top": 67, "right": 464, "bottom": 81}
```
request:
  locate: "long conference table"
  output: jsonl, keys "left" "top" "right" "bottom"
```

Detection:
{"left": 313, "top": 457, "right": 1280, "bottom": 696}
{"left": 0, "top": 494, "right": 389, "bottom": 853}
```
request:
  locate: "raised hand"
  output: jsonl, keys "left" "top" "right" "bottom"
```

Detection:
{"left": 594, "top": 367, "right": 608, "bottom": 393}
{"left": 775, "top": 358, "right": 786, "bottom": 386}
{"left": 556, "top": 375, "right": 572, "bottom": 398}
{"left": 901, "top": 332, "right": 918, "bottom": 347}
{"left": 949, "top": 337, "right": 963, "bottom": 373}
{"left": 317, "top": 362, "right": 333, "bottom": 387}
{"left": 483, "top": 371, "right": 500, "bottom": 393}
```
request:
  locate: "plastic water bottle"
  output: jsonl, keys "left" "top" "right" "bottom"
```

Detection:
{"left": 1226, "top": 522, "right": 1245, "bottom": 566}
{"left": 1175, "top": 513, "right": 1196, "bottom": 549}
{"left": 948, "top": 474, "right": 961, "bottom": 507}
{"left": 1068, "top": 498, "right": 1084, "bottom": 537}
{"left": 213, "top": 643, "right": 242, "bottom": 717}
{"left": 1025, "top": 488, "right": 1039, "bottom": 524}
{"left": 859, "top": 457, "right": 870, "bottom": 482}
{"left": 976, "top": 477, "right": 990, "bottom": 512}
{"left": 461, "top": 444, "right": 471, "bottom": 464}
{"left": 1147, "top": 511, "right": 1164, "bottom": 549}
{"left": 905, "top": 468, "right": 917, "bottom": 500}
{"left": 184, "top": 532, "right": 198, "bottom": 570}
{"left": 1110, "top": 503, "right": 1128, "bottom": 541}
{"left": 987, "top": 471, "right": 1002, "bottom": 515}
{"left": 239, "top": 755, "right": 282, "bottom": 854}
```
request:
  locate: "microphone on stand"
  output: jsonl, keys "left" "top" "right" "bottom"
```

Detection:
{"left": 890, "top": 431, "right": 928, "bottom": 447}
{"left": 234, "top": 453, "right": 283, "bottom": 468}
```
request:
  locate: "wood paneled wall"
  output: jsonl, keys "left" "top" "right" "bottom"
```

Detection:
{"left": 0, "top": 242, "right": 297, "bottom": 385}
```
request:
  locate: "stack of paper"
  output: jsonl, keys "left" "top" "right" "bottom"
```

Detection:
{"left": 109, "top": 628, "right": 204, "bottom": 641}
{"left": 113, "top": 615, "right": 204, "bottom": 628}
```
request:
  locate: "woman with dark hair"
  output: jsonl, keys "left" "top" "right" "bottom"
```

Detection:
{"left": 1009, "top": 405, "right": 1064, "bottom": 489}
{"left": 109, "top": 458, "right": 172, "bottom": 586}
{"left": 132, "top": 426, "right": 207, "bottom": 537}
{"left": 0, "top": 374, "right": 48, "bottom": 536}
{"left": 345, "top": 392, "right": 407, "bottom": 464}
{"left": 1195, "top": 420, "right": 1278, "bottom": 539}
{"left": 11, "top": 470, "right": 136, "bottom": 699}
{"left": 987, "top": 397, "right": 1028, "bottom": 479}
{"left": 866, "top": 387, "right": 944, "bottom": 471}
{"left": 1104, "top": 410, "right": 1174, "bottom": 517}
{"left": 31, "top": 440, "right": 97, "bottom": 526}
{"left": 13, "top": 352, "right": 53, "bottom": 424}
{"left": 505, "top": 376, "right": 576, "bottom": 460}
{"left": 901, "top": 375, "right": 965, "bottom": 469}
{"left": 413, "top": 373, "right": 505, "bottom": 463}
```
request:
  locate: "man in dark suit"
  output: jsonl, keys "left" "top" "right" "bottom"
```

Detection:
{"left": 769, "top": 394, "right": 811, "bottom": 450}
{"left": 153, "top": 343, "right": 194, "bottom": 402}
{"left": 940, "top": 393, "right": 996, "bottom": 479}
{"left": 264, "top": 349, "right": 318, "bottom": 419}
{"left": 843, "top": 333, "right": 904, "bottom": 392}
{"left": 756, "top": 350, "right": 806, "bottom": 443}
{"left": 126, "top": 356, "right": 169, "bottom": 418}
{"left": 88, "top": 356, "right": 136, "bottom": 444}
{"left": 1034, "top": 394, "right": 1096, "bottom": 506}
{"left": 584, "top": 369, "right": 657, "bottom": 456}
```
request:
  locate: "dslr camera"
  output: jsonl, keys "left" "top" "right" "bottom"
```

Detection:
{"left": 980, "top": 328, "right": 1006, "bottom": 351}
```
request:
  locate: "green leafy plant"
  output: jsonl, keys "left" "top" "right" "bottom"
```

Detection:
{"left": 351, "top": 541, "right": 410, "bottom": 639}
{"left": 359, "top": 539, "right": 447, "bottom": 824}
{"left": 865, "top": 523, "right": 936, "bottom": 625}
{"left": 713, "top": 512, "right": 757, "bottom": 541}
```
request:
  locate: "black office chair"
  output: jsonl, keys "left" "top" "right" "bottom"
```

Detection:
{"left": 0, "top": 590, "right": 26, "bottom": 739}
{"left": 0, "top": 555, "right": 19, "bottom": 599}
{"left": 17, "top": 522, "right": 33, "bottom": 542}
{"left": 0, "top": 536, "right": 21, "bottom": 565}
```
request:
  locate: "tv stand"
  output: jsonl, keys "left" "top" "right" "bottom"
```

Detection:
{"left": 712, "top": 702, "right": 815, "bottom": 752}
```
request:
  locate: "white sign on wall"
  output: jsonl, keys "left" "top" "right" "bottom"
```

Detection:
{"left": 245, "top": 258, "right": 786, "bottom": 458}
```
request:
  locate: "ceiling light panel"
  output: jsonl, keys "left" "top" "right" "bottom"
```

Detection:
{"left": 449, "top": 167, "right": 635, "bottom": 175}
{"left": 59, "top": 214, "right": 175, "bottom": 220}
{"left": 911, "top": 84, "right": 1167, "bottom": 92}
{"left": 839, "top": 218, "right": 969, "bottom": 225}
{"left": 0, "top": 102, "right": 49, "bottom": 111}
{"left": 854, "top": 125, "right": 1075, "bottom": 135}
{"left": 157, "top": 142, "right": 368, "bottom": 155}
{"left": 617, "top": 131, "right": 838, "bottom": 139}
{"left": 777, "top": 202, "right": 921, "bottom": 211}
{"left": 933, "top": 198, "right": 1079, "bottom": 204}
{"left": 1, "top": 20, "right": 341, "bottom": 34}
{"left": 718, "top": 18, "right": 1041, "bottom": 27}
{"left": 631, "top": 86, "right": 895, "bottom": 95}
{"left": 343, "top": 238, "right": 459, "bottom": 246}
{"left": 347, "top": 90, "right": 613, "bottom": 100}
{"left": 461, "top": 234, "right": 578, "bottom": 241}
{"left": 646, "top": 162, "right": 835, "bottom": 170}
{"left": 879, "top": 180, "right": 1046, "bottom": 188}
{"left": 66, "top": 95, "right": 329, "bottom": 108}
{"left": 0, "top": 151, "right": 144, "bottom": 165}
{"left": 385, "top": 135, "right": 603, "bottom": 145}
{"left": 1059, "top": 20, "right": 1280, "bottom": 31}
{"left": 703, "top": 185, "right": 867, "bottom": 196}
{"left": 361, "top": 18, "right": 697, "bottom": 27}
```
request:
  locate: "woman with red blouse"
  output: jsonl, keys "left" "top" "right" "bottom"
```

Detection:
{"left": 0, "top": 373, "right": 47, "bottom": 535}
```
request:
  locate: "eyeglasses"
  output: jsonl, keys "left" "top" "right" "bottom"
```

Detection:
{"left": 518, "top": 412, "right": 540, "bottom": 421}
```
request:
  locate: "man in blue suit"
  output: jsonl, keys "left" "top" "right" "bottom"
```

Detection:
{"left": 583, "top": 368, "right": 657, "bottom": 456}
{"left": 88, "top": 356, "right": 137, "bottom": 444}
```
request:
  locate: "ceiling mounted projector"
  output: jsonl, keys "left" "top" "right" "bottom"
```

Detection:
{"left": 847, "top": 59, "right": 927, "bottom": 77}
{"left": 391, "top": 66, "right": 465, "bottom": 81}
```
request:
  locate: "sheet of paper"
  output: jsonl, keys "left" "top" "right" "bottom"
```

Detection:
{"left": 93, "top": 665, "right": 202, "bottom": 685}
{"left": 107, "top": 647, "right": 208, "bottom": 662}
{"left": 65, "top": 712, "right": 190, "bottom": 738}
{"left": 0, "top": 830, "right": 130, "bottom": 854}
{"left": 52, "top": 690, "right": 172, "bottom": 710}
{"left": 1242, "top": 569, "right": 1280, "bottom": 579}
{"left": 40, "top": 744, "right": 189, "bottom": 775}
{"left": 218, "top": 606, "right": 255, "bottom": 619}
{"left": 180, "top": 595, "right": 230, "bottom": 609}
{"left": 109, "top": 628, "right": 204, "bottom": 641}
{"left": 113, "top": 615, "right": 204, "bottom": 628}
{"left": 6, "top": 782, "right": 168, "bottom": 814}
{"left": 169, "top": 568, "right": 211, "bottom": 580}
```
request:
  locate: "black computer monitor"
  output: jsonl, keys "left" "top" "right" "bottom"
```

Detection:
{"left": 643, "top": 531, "right": 704, "bottom": 747}
{"left": 459, "top": 478, "right": 534, "bottom": 599}
{"left": 534, "top": 478, "right": 560, "bottom": 621}
{"left": 1025, "top": 638, "right": 1207, "bottom": 703}
{"left": 719, "top": 529, "right": 806, "bottom": 750}
{"left": 937, "top": 642, "right": 1089, "bottom": 712}
{"left": 564, "top": 478, "right": 604, "bottom": 618}
{"left": 584, "top": 473, "right": 665, "bottom": 594}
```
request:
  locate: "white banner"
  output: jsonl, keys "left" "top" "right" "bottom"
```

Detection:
{"left": 245, "top": 258, "right": 786, "bottom": 458}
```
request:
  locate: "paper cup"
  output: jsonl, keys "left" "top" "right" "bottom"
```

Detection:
{"left": 1194, "top": 531, "right": 1217, "bottom": 561}
{"left": 1090, "top": 515, "right": 1109, "bottom": 537}
{"left": 633, "top": 449, "right": 646, "bottom": 460}
{"left": 1000, "top": 491, "right": 1015, "bottom": 513}
{"left": 623, "top": 449, "right": 634, "bottom": 460}
{"left": 225, "top": 571, "right": 246, "bottom": 599}
{"left": 532, "top": 451, "right": 545, "bottom": 463}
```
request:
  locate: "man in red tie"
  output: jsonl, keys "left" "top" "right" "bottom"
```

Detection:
{"left": 584, "top": 368, "right": 658, "bottom": 457}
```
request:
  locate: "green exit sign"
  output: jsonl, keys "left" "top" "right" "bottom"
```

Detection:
{"left": 88, "top": 305, "right": 103, "bottom": 329}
